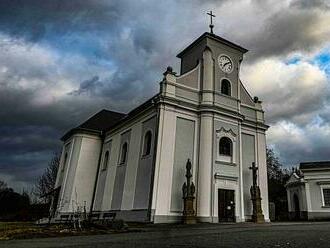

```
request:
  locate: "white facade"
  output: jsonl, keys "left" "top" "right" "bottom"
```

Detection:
{"left": 52, "top": 32, "right": 269, "bottom": 223}
{"left": 286, "top": 162, "right": 330, "bottom": 220}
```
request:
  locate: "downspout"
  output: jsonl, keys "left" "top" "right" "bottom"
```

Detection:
{"left": 147, "top": 99, "right": 161, "bottom": 222}
{"left": 89, "top": 131, "right": 104, "bottom": 221}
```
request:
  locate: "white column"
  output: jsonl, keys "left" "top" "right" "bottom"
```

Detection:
{"left": 197, "top": 112, "right": 213, "bottom": 220}
{"left": 239, "top": 123, "right": 245, "bottom": 222}
{"left": 256, "top": 131, "right": 269, "bottom": 221}
{"left": 305, "top": 182, "right": 312, "bottom": 213}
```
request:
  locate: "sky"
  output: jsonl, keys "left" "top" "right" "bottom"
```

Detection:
{"left": 0, "top": 0, "right": 330, "bottom": 192}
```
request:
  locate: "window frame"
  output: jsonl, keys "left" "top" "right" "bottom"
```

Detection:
{"left": 119, "top": 142, "right": 128, "bottom": 165}
{"left": 142, "top": 130, "right": 153, "bottom": 157}
{"left": 321, "top": 186, "right": 330, "bottom": 207}
{"left": 219, "top": 136, "right": 233, "bottom": 157}
{"left": 215, "top": 127, "right": 237, "bottom": 165}
{"left": 220, "top": 78, "right": 232, "bottom": 96}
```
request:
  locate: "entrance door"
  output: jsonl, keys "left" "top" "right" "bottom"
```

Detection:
{"left": 218, "top": 189, "right": 235, "bottom": 222}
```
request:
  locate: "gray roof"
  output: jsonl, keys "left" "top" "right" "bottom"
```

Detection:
{"left": 300, "top": 161, "right": 330, "bottom": 170}
{"left": 61, "top": 109, "right": 126, "bottom": 141}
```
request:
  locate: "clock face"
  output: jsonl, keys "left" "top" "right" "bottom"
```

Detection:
{"left": 218, "top": 55, "right": 233, "bottom": 73}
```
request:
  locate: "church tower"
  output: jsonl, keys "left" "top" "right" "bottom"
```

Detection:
{"left": 157, "top": 26, "right": 269, "bottom": 222}
{"left": 176, "top": 31, "right": 249, "bottom": 220}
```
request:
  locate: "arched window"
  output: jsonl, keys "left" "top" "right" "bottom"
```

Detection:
{"left": 103, "top": 151, "right": 109, "bottom": 170}
{"left": 143, "top": 131, "right": 152, "bottom": 156}
{"left": 120, "top": 142, "right": 128, "bottom": 164}
{"left": 62, "top": 153, "right": 68, "bottom": 172}
{"left": 219, "top": 137, "right": 232, "bottom": 156}
{"left": 221, "top": 79, "right": 231, "bottom": 96}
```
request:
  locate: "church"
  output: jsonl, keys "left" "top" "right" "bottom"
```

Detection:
{"left": 51, "top": 27, "right": 270, "bottom": 223}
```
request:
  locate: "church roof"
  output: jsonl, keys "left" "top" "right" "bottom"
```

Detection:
{"left": 176, "top": 32, "right": 248, "bottom": 58}
{"left": 61, "top": 109, "right": 126, "bottom": 141}
{"left": 300, "top": 161, "right": 330, "bottom": 170}
{"left": 79, "top": 109, "right": 125, "bottom": 131}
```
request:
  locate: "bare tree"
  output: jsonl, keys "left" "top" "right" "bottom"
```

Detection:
{"left": 34, "top": 153, "right": 60, "bottom": 203}
{"left": 0, "top": 180, "right": 7, "bottom": 191}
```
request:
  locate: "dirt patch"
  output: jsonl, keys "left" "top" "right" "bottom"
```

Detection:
{"left": 0, "top": 222, "right": 139, "bottom": 240}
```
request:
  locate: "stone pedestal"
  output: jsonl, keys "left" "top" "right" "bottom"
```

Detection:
{"left": 183, "top": 196, "right": 196, "bottom": 224}
{"left": 182, "top": 159, "right": 197, "bottom": 224}
{"left": 250, "top": 185, "right": 265, "bottom": 223}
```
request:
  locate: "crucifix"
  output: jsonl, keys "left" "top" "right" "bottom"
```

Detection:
{"left": 249, "top": 162, "right": 258, "bottom": 187}
{"left": 207, "top": 11, "right": 216, "bottom": 34}
{"left": 249, "top": 162, "right": 265, "bottom": 223}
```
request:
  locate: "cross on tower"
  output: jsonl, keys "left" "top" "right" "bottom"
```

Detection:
{"left": 249, "top": 162, "right": 258, "bottom": 187}
{"left": 207, "top": 11, "right": 216, "bottom": 34}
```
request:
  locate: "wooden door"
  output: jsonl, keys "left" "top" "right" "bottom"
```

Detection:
{"left": 218, "top": 189, "right": 235, "bottom": 222}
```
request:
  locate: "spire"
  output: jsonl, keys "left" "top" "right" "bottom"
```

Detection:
{"left": 207, "top": 11, "right": 216, "bottom": 34}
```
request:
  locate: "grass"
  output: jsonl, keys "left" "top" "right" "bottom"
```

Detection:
{"left": 0, "top": 221, "right": 125, "bottom": 240}
{"left": 0, "top": 222, "right": 141, "bottom": 241}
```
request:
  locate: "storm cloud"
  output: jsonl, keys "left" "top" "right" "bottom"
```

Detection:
{"left": 0, "top": 0, "right": 330, "bottom": 190}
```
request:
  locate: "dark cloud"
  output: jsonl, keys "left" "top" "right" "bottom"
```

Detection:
{"left": 242, "top": 9, "right": 330, "bottom": 60}
{"left": 0, "top": 0, "right": 122, "bottom": 42}
{"left": 0, "top": 0, "right": 330, "bottom": 190}
{"left": 291, "top": 0, "right": 330, "bottom": 9}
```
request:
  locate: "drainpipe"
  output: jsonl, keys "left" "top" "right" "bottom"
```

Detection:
{"left": 89, "top": 131, "right": 104, "bottom": 221}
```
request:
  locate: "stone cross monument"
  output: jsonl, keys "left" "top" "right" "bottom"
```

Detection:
{"left": 182, "top": 159, "right": 197, "bottom": 224}
{"left": 249, "top": 162, "right": 265, "bottom": 223}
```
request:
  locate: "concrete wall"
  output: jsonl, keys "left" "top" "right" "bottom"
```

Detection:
{"left": 170, "top": 117, "right": 195, "bottom": 212}
{"left": 133, "top": 116, "right": 157, "bottom": 209}
{"left": 151, "top": 105, "right": 199, "bottom": 223}
{"left": 56, "top": 134, "right": 102, "bottom": 213}
{"left": 93, "top": 141, "right": 112, "bottom": 211}
{"left": 92, "top": 110, "right": 157, "bottom": 222}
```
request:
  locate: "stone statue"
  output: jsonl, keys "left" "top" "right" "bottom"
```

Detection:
{"left": 249, "top": 162, "right": 265, "bottom": 223}
{"left": 182, "top": 159, "right": 197, "bottom": 224}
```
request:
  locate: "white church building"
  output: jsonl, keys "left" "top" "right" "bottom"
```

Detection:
{"left": 52, "top": 31, "right": 270, "bottom": 223}
{"left": 286, "top": 162, "right": 330, "bottom": 220}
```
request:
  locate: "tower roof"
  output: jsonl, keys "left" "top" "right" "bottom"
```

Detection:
{"left": 176, "top": 32, "right": 248, "bottom": 58}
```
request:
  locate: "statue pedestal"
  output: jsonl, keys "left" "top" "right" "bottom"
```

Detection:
{"left": 250, "top": 185, "right": 265, "bottom": 223}
{"left": 182, "top": 159, "right": 197, "bottom": 224}
{"left": 183, "top": 196, "right": 196, "bottom": 224}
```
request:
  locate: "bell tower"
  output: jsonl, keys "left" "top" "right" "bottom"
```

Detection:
{"left": 176, "top": 32, "right": 248, "bottom": 100}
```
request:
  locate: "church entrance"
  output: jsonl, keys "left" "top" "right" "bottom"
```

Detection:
{"left": 218, "top": 189, "right": 235, "bottom": 222}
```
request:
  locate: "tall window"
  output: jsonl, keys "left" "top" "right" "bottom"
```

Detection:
{"left": 103, "top": 151, "right": 109, "bottom": 170}
{"left": 62, "top": 153, "right": 68, "bottom": 172}
{"left": 120, "top": 142, "right": 128, "bottom": 164}
{"left": 323, "top": 189, "right": 330, "bottom": 206}
{"left": 221, "top": 79, "right": 231, "bottom": 96}
{"left": 143, "top": 131, "right": 152, "bottom": 156}
{"left": 219, "top": 137, "right": 232, "bottom": 156}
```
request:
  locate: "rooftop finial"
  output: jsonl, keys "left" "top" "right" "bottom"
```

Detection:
{"left": 207, "top": 11, "right": 216, "bottom": 34}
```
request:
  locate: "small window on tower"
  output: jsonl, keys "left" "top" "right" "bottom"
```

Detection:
{"left": 221, "top": 79, "right": 231, "bottom": 96}
{"left": 219, "top": 137, "right": 232, "bottom": 156}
